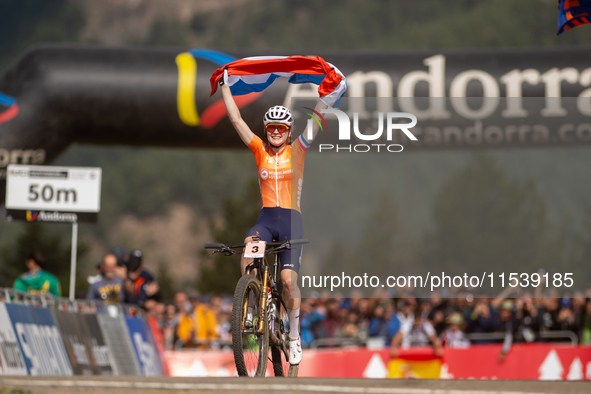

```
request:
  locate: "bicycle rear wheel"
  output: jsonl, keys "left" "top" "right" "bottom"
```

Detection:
{"left": 270, "top": 297, "right": 299, "bottom": 377}
{"left": 232, "top": 275, "right": 268, "bottom": 377}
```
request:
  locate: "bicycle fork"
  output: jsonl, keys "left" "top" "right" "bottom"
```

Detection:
{"left": 258, "top": 265, "right": 270, "bottom": 335}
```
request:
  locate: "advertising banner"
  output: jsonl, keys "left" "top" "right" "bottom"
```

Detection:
{"left": 166, "top": 350, "right": 236, "bottom": 377}
{"left": 145, "top": 316, "right": 169, "bottom": 376}
{"left": 80, "top": 314, "right": 114, "bottom": 375}
{"left": 52, "top": 310, "right": 94, "bottom": 375}
{"left": 97, "top": 314, "right": 140, "bottom": 376}
{"left": 52, "top": 310, "right": 113, "bottom": 375}
{"left": 125, "top": 317, "right": 163, "bottom": 376}
{"left": 5, "top": 303, "right": 72, "bottom": 375}
{"left": 0, "top": 303, "right": 27, "bottom": 375}
{"left": 166, "top": 345, "right": 591, "bottom": 380}
{"left": 142, "top": 318, "right": 166, "bottom": 376}
{"left": 441, "top": 343, "right": 591, "bottom": 380}
{"left": 165, "top": 348, "right": 393, "bottom": 378}
{"left": 3, "top": 45, "right": 591, "bottom": 207}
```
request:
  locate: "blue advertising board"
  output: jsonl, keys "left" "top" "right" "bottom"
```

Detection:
{"left": 0, "top": 303, "right": 27, "bottom": 375}
{"left": 124, "top": 317, "right": 163, "bottom": 376}
{"left": 5, "top": 303, "right": 73, "bottom": 375}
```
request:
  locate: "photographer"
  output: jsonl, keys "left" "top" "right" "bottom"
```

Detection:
{"left": 119, "top": 249, "right": 161, "bottom": 307}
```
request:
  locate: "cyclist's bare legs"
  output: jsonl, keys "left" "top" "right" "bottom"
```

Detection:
{"left": 280, "top": 269, "right": 300, "bottom": 310}
{"left": 282, "top": 268, "right": 302, "bottom": 364}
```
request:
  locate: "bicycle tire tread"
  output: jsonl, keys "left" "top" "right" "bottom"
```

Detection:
{"left": 231, "top": 275, "right": 268, "bottom": 377}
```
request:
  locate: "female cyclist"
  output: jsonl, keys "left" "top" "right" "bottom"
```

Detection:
{"left": 220, "top": 70, "right": 326, "bottom": 365}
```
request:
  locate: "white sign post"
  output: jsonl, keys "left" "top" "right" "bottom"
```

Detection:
{"left": 5, "top": 165, "right": 102, "bottom": 301}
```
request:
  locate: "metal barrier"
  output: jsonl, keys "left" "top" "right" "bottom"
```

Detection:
{"left": 1, "top": 287, "right": 143, "bottom": 317}
{"left": 174, "top": 338, "right": 233, "bottom": 350}
{"left": 538, "top": 330, "right": 579, "bottom": 344}
{"left": 309, "top": 337, "right": 365, "bottom": 349}
{"left": 465, "top": 330, "right": 578, "bottom": 345}
{"left": 308, "top": 330, "right": 580, "bottom": 349}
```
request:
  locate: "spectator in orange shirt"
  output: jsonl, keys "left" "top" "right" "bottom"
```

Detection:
{"left": 176, "top": 293, "right": 219, "bottom": 348}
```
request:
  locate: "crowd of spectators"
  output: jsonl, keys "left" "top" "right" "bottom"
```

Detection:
{"left": 145, "top": 291, "right": 230, "bottom": 350}
{"left": 140, "top": 288, "right": 591, "bottom": 357}
{"left": 10, "top": 248, "right": 162, "bottom": 307}
{"left": 11, "top": 250, "right": 591, "bottom": 356}
{"left": 86, "top": 249, "right": 162, "bottom": 306}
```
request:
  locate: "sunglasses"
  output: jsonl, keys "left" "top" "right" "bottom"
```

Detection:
{"left": 265, "top": 124, "right": 290, "bottom": 134}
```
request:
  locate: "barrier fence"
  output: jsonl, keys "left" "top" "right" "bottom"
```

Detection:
{"left": 0, "top": 288, "right": 166, "bottom": 376}
{"left": 2, "top": 287, "right": 589, "bottom": 379}
{"left": 308, "top": 330, "right": 580, "bottom": 349}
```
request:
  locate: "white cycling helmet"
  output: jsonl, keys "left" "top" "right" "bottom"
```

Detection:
{"left": 263, "top": 106, "right": 294, "bottom": 127}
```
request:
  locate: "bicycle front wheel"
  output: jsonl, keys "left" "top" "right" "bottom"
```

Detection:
{"left": 232, "top": 274, "right": 268, "bottom": 377}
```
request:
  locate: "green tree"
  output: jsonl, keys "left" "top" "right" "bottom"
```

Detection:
{"left": 144, "top": 19, "right": 188, "bottom": 47}
{"left": 156, "top": 260, "right": 177, "bottom": 301}
{"left": 421, "top": 154, "right": 554, "bottom": 277}
{"left": 322, "top": 191, "right": 412, "bottom": 280}
{"left": 0, "top": 222, "right": 88, "bottom": 296}
{"left": 197, "top": 179, "right": 261, "bottom": 294}
{"left": 0, "top": 0, "right": 85, "bottom": 68}
{"left": 564, "top": 206, "right": 591, "bottom": 284}
{"left": 193, "top": 0, "right": 591, "bottom": 51}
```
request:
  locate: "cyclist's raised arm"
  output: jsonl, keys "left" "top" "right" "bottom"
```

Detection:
{"left": 221, "top": 74, "right": 255, "bottom": 146}
{"left": 304, "top": 99, "right": 328, "bottom": 144}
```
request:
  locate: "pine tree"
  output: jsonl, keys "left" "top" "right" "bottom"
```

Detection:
{"left": 421, "top": 154, "right": 552, "bottom": 279}
{"left": 197, "top": 180, "right": 261, "bottom": 294}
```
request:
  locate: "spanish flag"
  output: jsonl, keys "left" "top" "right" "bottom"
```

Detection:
{"left": 388, "top": 350, "right": 442, "bottom": 379}
{"left": 557, "top": 0, "right": 591, "bottom": 35}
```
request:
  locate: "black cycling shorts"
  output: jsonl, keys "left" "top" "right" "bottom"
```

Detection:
{"left": 245, "top": 207, "right": 303, "bottom": 273}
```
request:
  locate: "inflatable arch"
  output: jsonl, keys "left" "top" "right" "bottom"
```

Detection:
{"left": 1, "top": 45, "right": 590, "bottom": 201}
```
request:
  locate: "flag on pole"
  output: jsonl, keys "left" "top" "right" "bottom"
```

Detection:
{"left": 557, "top": 0, "right": 591, "bottom": 35}
{"left": 210, "top": 55, "right": 347, "bottom": 107}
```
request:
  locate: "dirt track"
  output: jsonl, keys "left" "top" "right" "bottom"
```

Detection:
{"left": 1, "top": 376, "right": 590, "bottom": 394}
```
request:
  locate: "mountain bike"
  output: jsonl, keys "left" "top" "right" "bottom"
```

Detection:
{"left": 205, "top": 237, "right": 308, "bottom": 377}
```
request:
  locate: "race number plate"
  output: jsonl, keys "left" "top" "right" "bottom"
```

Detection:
{"left": 244, "top": 241, "right": 266, "bottom": 258}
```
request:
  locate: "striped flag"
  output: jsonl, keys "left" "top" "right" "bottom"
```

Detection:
{"left": 210, "top": 55, "right": 347, "bottom": 107}
{"left": 557, "top": 0, "right": 591, "bottom": 35}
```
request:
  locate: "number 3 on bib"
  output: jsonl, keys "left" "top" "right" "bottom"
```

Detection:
{"left": 244, "top": 241, "right": 266, "bottom": 258}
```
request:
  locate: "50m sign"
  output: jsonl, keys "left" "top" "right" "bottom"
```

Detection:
{"left": 28, "top": 184, "right": 77, "bottom": 203}
{"left": 5, "top": 165, "right": 101, "bottom": 223}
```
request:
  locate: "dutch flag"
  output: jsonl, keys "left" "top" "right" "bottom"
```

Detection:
{"left": 210, "top": 55, "right": 347, "bottom": 107}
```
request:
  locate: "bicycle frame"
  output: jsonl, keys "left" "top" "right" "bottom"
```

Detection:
{"left": 243, "top": 251, "right": 278, "bottom": 335}
{"left": 243, "top": 246, "right": 289, "bottom": 353}
{"left": 205, "top": 238, "right": 308, "bottom": 372}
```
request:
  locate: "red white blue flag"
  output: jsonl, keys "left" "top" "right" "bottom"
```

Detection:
{"left": 210, "top": 55, "right": 347, "bottom": 107}
{"left": 557, "top": 0, "right": 591, "bottom": 35}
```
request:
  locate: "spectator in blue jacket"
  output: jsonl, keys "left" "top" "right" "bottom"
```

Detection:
{"left": 300, "top": 298, "right": 327, "bottom": 347}
{"left": 465, "top": 299, "right": 500, "bottom": 343}
{"left": 121, "top": 249, "right": 162, "bottom": 307}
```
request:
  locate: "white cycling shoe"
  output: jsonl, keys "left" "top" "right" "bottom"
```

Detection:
{"left": 289, "top": 337, "right": 303, "bottom": 365}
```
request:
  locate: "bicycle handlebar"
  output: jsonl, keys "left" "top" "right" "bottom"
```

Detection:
{"left": 204, "top": 243, "right": 229, "bottom": 249}
{"left": 288, "top": 239, "right": 309, "bottom": 246}
{"left": 204, "top": 238, "right": 309, "bottom": 250}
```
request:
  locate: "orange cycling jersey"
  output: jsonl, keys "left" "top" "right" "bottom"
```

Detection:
{"left": 248, "top": 134, "right": 310, "bottom": 213}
